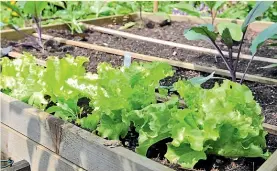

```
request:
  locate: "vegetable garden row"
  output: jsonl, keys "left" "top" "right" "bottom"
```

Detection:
{"left": 1, "top": 1, "right": 277, "bottom": 171}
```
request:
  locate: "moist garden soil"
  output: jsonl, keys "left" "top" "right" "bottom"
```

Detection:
{"left": 43, "top": 21, "right": 277, "bottom": 79}
{"left": 1, "top": 22, "right": 277, "bottom": 171}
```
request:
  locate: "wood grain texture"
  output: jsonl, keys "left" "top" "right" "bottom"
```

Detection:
{"left": 263, "top": 123, "right": 277, "bottom": 136}
{"left": 257, "top": 150, "right": 277, "bottom": 171}
{"left": 153, "top": 1, "right": 158, "bottom": 12}
{"left": 1, "top": 124, "right": 85, "bottom": 171}
{"left": 36, "top": 33, "right": 277, "bottom": 85}
{"left": 0, "top": 93, "right": 174, "bottom": 171}
{"left": 0, "top": 14, "right": 136, "bottom": 40}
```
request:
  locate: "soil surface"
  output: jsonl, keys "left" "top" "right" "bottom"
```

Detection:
{"left": 38, "top": 21, "right": 277, "bottom": 79}
{"left": 1, "top": 22, "right": 277, "bottom": 171}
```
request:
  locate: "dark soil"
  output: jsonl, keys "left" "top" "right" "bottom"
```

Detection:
{"left": 1, "top": 23, "right": 277, "bottom": 171}
{"left": 39, "top": 22, "right": 277, "bottom": 79}
{"left": 108, "top": 21, "right": 277, "bottom": 59}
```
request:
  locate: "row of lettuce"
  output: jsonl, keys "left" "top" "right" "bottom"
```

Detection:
{"left": 0, "top": 53, "right": 269, "bottom": 168}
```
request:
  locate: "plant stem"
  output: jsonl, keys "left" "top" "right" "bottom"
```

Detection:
{"left": 234, "top": 28, "right": 248, "bottom": 72}
{"left": 240, "top": 53, "right": 256, "bottom": 84}
{"left": 33, "top": 16, "right": 44, "bottom": 51}
{"left": 211, "top": 41, "right": 233, "bottom": 72}
{"left": 228, "top": 47, "right": 236, "bottom": 81}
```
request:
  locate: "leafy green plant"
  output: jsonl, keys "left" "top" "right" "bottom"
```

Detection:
{"left": 52, "top": 1, "right": 87, "bottom": 34}
{"left": 170, "top": 1, "right": 200, "bottom": 17}
{"left": 0, "top": 53, "right": 47, "bottom": 109}
{"left": 204, "top": 1, "right": 225, "bottom": 25}
{"left": 164, "top": 80, "right": 268, "bottom": 168}
{"left": 23, "top": 1, "right": 48, "bottom": 50}
{"left": 0, "top": 1, "right": 25, "bottom": 28}
{"left": 0, "top": 53, "right": 268, "bottom": 169}
{"left": 184, "top": 1, "right": 275, "bottom": 83}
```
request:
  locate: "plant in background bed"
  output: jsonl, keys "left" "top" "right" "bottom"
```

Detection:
{"left": 23, "top": 1, "right": 48, "bottom": 51}
{"left": 203, "top": 1, "right": 225, "bottom": 25}
{"left": 184, "top": 1, "right": 277, "bottom": 83}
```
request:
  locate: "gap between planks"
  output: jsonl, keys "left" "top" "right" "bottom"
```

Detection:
{"left": 33, "top": 33, "right": 277, "bottom": 85}
{"left": 6, "top": 51, "right": 277, "bottom": 136}
{"left": 82, "top": 23, "right": 277, "bottom": 64}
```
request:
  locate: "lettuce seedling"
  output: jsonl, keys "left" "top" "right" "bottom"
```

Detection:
{"left": 184, "top": 1, "right": 276, "bottom": 83}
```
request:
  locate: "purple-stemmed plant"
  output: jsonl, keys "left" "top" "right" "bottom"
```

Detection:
{"left": 184, "top": 1, "right": 276, "bottom": 83}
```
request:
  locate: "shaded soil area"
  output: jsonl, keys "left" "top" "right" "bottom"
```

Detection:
{"left": 1, "top": 27, "right": 277, "bottom": 171}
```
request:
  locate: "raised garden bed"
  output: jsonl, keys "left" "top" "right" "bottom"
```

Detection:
{"left": 1, "top": 13, "right": 277, "bottom": 171}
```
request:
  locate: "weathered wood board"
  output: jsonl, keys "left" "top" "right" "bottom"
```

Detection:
{"left": 1, "top": 124, "right": 85, "bottom": 171}
{"left": 0, "top": 93, "right": 173, "bottom": 171}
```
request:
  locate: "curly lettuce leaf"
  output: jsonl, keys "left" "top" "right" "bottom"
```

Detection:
{"left": 165, "top": 143, "right": 206, "bottom": 168}
{"left": 172, "top": 79, "right": 268, "bottom": 167}
{"left": 43, "top": 55, "right": 89, "bottom": 102}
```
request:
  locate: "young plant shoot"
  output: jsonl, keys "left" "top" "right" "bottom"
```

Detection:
{"left": 184, "top": 1, "right": 276, "bottom": 83}
{"left": 23, "top": 1, "right": 47, "bottom": 51}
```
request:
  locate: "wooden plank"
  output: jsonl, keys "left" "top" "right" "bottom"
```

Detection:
{"left": 257, "top": 150, "right": 277, "bottom": 171}
{"left": 153, "top": 1, "right": 158, "bottom": 12}
{"left": 1, "top": 123, "right": 86, "bottom": 171}
{"left": 0, "top": 93, "right": 174, "bottom": 171}
{"left": 7, "top": 51, "right": 46, "bottom": 66}
{"left": 0, "top": 14, "right": 137, "bottom": 41}
{"left": 263, "top": 123, "right": 277, "bottom": 136}
{"left": 82, "top": 23, "right": 277, "bottom": 64}
{"left": 1, "top": 93, "right": 64, "bottom": 153}
{"left": 36, "top": 33, "right": 277, "bottom": 85}
{"left": 141, "top": 12, "right": 274, "bottom": 32}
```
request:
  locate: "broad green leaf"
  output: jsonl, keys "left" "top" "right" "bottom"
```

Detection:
{"left": 158, "top": 88, "right": 168, "bottom": 98}
{"left": 220, "top": 28, "right": 233, "bottom": 47}
{"left": 97, "top": 113, "right": 128, "bottom": 140}
{"left": 0, "top": 53, "right": 45, "bottom": 102}
{"left": 170, "top": 2, "right": 200, "bottom": 17}
{"left": 217, "top": 22, "right": 242, "bottom": 41}
{"left": 28, "top": 92, "right": 48, "bottom": 110}
{"left": 188, "top": 72, "right": 215, "bottom": 85}
{"left": 184, "top": 24, "right": 218, "bottom": 42}
{"left": 165, "top": 143, "right": 206, "bottom": 168}
{"left": 242, "top": 1, "right": 274, "bottom": 30}
{"left": 46, "top": 98, "right": 80, "bottom": 122}
{"left": 213, "top": 1, "right": 225, "bottom": 10}
{"left": 24, "top": 1, "right": 48, "bottom": 16}
{"left": 250, "top": 23, "right": 277, "bottom": 55}
{"left": 43, "top": 55, "right": 89, "bottom": 101}
{"left": 204, "top": 1, "right": 216, "bottom": 9}
{"left": 133, "top": 98, "right": 178, "bottom": 155}
{"left": 76, "top": 112, "right": 100, "bottom": 131}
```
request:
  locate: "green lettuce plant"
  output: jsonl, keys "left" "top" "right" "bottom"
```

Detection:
{"left": 0, "top": 53, "right": 269, "bottom": 169}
